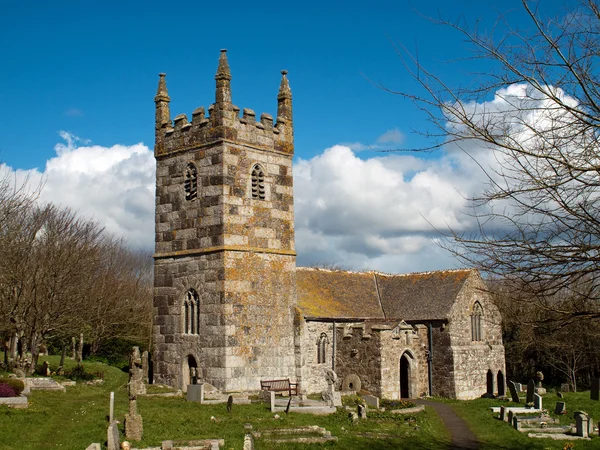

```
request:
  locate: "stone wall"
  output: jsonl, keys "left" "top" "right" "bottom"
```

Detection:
{"left": 447, "top": 272, "right": 506, "bottom": 399}
{"left": 297, "top": 321, "right": 333, "bottom": 394}
{"left": 334, "top": 324, "right": 382, "bottom": 396}
{"left": 431, "top": 324, "right": 456, "bottom": 398}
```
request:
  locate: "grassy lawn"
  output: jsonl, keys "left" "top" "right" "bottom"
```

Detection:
{"left": 1, "top": 356, "right": 450, "bottom": 450}
{"left": 441, "top": 390, "right": 600, "bottom": 450}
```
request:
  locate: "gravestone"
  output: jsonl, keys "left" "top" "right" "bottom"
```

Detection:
{"left": 513, "top": 416, "right": 521, "bottom": 431}
{"left": 357, "top": 404, "right": 367, "bottom": 419}
{"left": 533, "top": 393, "right": 542, "bottom": 410}
{"left": 42, "top": 361, "right": 50, "bottom": 376}
{"left": 499, "top": 406, "right": 506, "bottom": 421}
{"left": 107, "top": 421, "right": 120, "bottom": 450}
{"left": 362, "top": 394, "right": 379, "bottom": 409}
{"left": 321, "top": 369, "right": 342, "bottom": 407}
{"left": 557, "top": 392, "right": 563, "bottom": 398}
{"left": 508, "top": 381, "right": 520, "bottom": 403}
{"left": 561, "top": 383, "right": 570, "bottom": 392}
{"left": 507, "top": 410, "right": 515, "bottom": 425}
{"left": 186, "top": 383, "right": 204, "bottom": 403}
{"left": 267, "top": 390, "right": 276, "bottom": 413}
{"left": 141, "top": 351, "right": 149, "bottom": 384}
{"left": 109, "top": 392, "right": 115, "bottom": 422}
{"left": 526, "top": 379, "right": 535, "bottom": 405}
{"left": 128, "top": 347, "right": 146, "bottom": 397}
{"left": 514, "top": 382, "right": 522, "bottom": 392}
{"left": 227, "top": 395, "right": 233, "bottom": 413}
{"left": 555, "top": 401, "right": 566, "bottom": 414}
{"left": 124, "top": 397, "right": 143, "bottom": 441}
{"left": 591, "top": 377, "right": 599, "bottom": 401}
{"left": 575, "top": 411, "right": 589, "bottom": 438}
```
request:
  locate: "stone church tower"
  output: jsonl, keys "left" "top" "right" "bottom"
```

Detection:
{"left": 153, "top": 50, "right": 297, "bottom": 392}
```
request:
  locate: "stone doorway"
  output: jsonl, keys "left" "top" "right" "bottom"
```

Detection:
{"left": 181, "top": 354, "right": 198, "bottom": 393}
{"left": 400, "top": 352, "right": 413, "bottom": 399}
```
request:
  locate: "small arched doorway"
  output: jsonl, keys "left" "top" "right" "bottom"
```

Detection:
{"left": 486, "top": 369, "right": 494, "bottom": 396}
{"left": 497, "top": 370, "right": 505, "bottom": 396}
{"left": 181, "top": 355, "right": 198, "bottom": 393}
{"left": 400, "top": 352, "right": 413, "bottom": 399}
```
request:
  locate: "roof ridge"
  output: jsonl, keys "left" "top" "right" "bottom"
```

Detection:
{"left": 296, "top": 266, "right": 474, "bottom": 278}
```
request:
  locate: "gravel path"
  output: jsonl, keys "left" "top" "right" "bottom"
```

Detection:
{"left": 415, "top": 399, "right": 479, "bottom": 449}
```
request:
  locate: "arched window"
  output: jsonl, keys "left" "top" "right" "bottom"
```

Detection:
{"left": 183, "top": 289, "right": 200, "bottom": 334}
{"left": 471, "top": 302, "right": 483, "bottom": 342}
{"left": 251, "top": 164, "right": 265, "bottom": 200}
{"left": 317, "top": 333, "right": 329, "bottom": 364}
{"left": 184, "top": 163, "right": 198, "bottom": 201}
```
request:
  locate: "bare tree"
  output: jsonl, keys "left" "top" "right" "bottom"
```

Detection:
{"left": 392, "top": 0, "right": 600, "bottom": 323}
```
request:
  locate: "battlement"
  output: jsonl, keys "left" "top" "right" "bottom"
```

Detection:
{"left": 155, "top": 50, "right": 293, "bottom": 157}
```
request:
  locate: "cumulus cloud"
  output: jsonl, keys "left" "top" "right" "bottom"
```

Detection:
{"left": 3, "top": 131, "right": 155, "bottom": 249}
{"left": 376, "top": 128, "right": 404, "bottom": 145}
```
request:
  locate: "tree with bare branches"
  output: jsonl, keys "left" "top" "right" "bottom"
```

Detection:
{"left": 395, "top": 0, "right": 600, "bottom": 324}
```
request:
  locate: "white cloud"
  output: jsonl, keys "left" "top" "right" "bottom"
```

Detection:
{"left": 376, "top": 128, "right": 404, "bottom": 145}
{"left": 3, "top": 132, "right": 155, "bottom": 249}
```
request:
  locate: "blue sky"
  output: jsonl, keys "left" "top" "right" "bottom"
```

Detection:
{"left": 0, "top": 0, "right": 572, "bottom": 272}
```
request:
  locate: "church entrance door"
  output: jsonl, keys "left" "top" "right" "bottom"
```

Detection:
{"left": 400, "top": 352, "right": 411, "bottom": 398}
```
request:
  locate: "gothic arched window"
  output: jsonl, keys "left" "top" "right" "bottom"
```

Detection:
{"left": 251, "top": 164, "right": 265, "bottom": 200}
{"left": 471, "top": 302, "right": 483, "bottom": 342}
{"left": 183, "top": 289, "right": 200, "bottom": 334}
{"left": 317, "top": 333, "right": 329, "bottom": 364}
{"left": 184, "top": 163, "right": 198, "bottom": 201}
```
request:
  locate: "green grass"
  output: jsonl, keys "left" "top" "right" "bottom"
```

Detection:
{"left": 441, "top": 391, "right": 600, "bottom": 450}
{"left": 0, "top": 356, "right": 450, "bottom": 450}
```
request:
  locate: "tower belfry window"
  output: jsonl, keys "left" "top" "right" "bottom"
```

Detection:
{"left": 251, "top": 164, "right": 265, "bottom": 200}
{"left": 184, "top": 163, "right": 198, "bottom": 201}
{"left": 183, "top": 289, "right": 200, "bottom": 335}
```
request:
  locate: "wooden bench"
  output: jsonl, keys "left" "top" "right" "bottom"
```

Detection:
{"left": 260, "top": 378, "right": 298, "bottom": 396}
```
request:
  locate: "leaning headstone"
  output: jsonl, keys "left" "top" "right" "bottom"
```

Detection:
{"left": 508, "top": 381, "right": 520, "bottom": 403}
{"left": 526, "top": 379, "right": 535, "bottom": 405}
{"left": 533, "top": 393, "right": 542, "bottom": 410}
{"left": 124, "top": 397, "right": 143, "bottom": 441}
{"left": 555, "top": 401, "right": 566, "bottom": 415}
{"left": 591, "top": 377, "right": 599, "bottom": 401}
{"left": 227, "top": 395, "right": 233, "bottom": 413}
{"left": 107, "top": 421, "right": 120, "bottom": 450}
{"left": 357, "top": 404, "right": 367, "bottom": 419}
{"left": 557, "top": 391, "right": 563, "bottom": 398}
{"left": 575, "top": 411, "right": 589, "bottom": 438}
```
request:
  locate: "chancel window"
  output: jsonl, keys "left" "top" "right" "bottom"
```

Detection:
{"left": 317, "top": 333, "right": 329, "bottom": 364}
{"left": 183, "top": 289, "right": 200, "bottom": 334}
{"left": 184, "top": 163, "right": 198, "bottom": 201}
{"left": 471, "top": 302, "right": 483, "bottom": 342}
{"left": 251, "top": 164, "right": 265, "bottom": 200}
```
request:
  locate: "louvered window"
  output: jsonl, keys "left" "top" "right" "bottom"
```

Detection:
{"left": 184, "top": 163, "right": 198, "bottom": 201}
{"left": 251, "top": 164, "right": 265, "bottom": 200}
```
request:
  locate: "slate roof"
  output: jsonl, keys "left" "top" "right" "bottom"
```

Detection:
{"left": 296, "top": 267, "right": 475, "bottom": 321}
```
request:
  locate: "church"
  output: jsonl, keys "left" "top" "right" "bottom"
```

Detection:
{"left": 152, "top": 50, "right": 506, "bottom": 400}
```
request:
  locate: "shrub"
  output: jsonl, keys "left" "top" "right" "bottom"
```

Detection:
{"left": 0, "top": 378, "right": 24, "bottom": 396}
{"left": 65, "top": 365, "right": 95, "bottom": 382}
{"left": 0, "top": 383, "right": 16, "bottom": 397}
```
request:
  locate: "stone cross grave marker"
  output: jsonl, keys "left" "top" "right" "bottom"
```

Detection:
{"left": 526, "top": 379, "right": 535, "bottom": 404}
{"left": 508, "top": 381, "right": 520, "bottom": 403}
{"left": 555, "top": 401, "right": 566, "bottom": 415}
{"left": 591, "top": 377, "right": 599, "bottom": 401}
